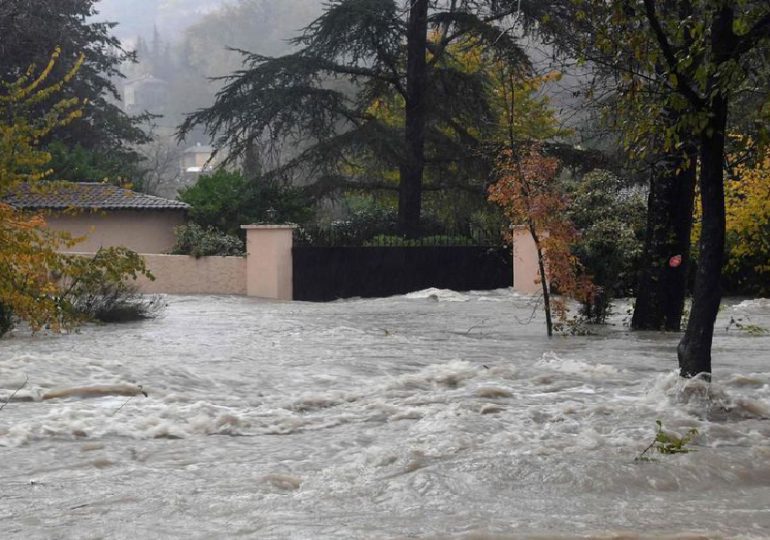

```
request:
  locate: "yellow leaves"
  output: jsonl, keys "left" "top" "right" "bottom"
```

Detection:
{"left": 724, "top": 148, "right": 770, "bottom": 284}
{"left": 0, "top": 49, "right": 90, "bottom": 333}
{"left": 1, "top": 49, "right": 83, "bottom": 196}
{"left": 0, "top": 47, "right": 84, "bottom": 107}
{"left": 692, "top": 144, "right": 770, "bottom": 293}
{"left": 0, "top": 203, "right": 77, "bottom": 333}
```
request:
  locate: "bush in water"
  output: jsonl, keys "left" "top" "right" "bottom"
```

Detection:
{"left": 59, "top": 247, "right": 163, "bottom": 324}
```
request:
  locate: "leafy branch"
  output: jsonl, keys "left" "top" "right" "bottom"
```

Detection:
{"left": 636, "top": 420, "right": 699, "bottom": 462}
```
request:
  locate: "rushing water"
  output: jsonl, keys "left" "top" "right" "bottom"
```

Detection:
{"left": 1, "top": 289, "right": 769, "bottom": 539}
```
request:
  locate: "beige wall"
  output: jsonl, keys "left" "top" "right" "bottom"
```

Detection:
{"left": 242, "top": 225, "right": 295, "bottom": 301}
{"left": 512, "top": 226, "right": 545, "bottom": 295}
{"left": 46, "top": 209, "right": 185, "bottom": 254}
{"left": 65, "top": 226, "right": 295, "bottom": 299}
{"left": 136, "top": 254, "right": 247, "bottom": 295}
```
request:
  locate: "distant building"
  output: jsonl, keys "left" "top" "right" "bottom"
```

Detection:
{"left": 123, "top": 74, "right": 169, "bottom": 115}
{"left": 5, "top": 183, "right": 189, "bottom": 254}
{"left": 181, "top": 143, "right": 217, "bottom": 179}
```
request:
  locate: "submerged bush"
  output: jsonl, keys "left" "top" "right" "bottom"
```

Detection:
{"left": 67, "top": 280, "right": 164, "bottom": 323}
{"left": 564, "top": 170, "right": 646, "bottom": 323}
{"left": 171, "top": 223, "right": 245, "bottom": 257}
{"left": 60, "top": 247, "right": 163, "bottom": 324}
{"left": 1, "top": 247, "right": 160, "bottom": 336}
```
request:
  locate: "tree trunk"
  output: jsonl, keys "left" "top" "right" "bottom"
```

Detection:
{"left": 632, "top": 147, "right": 696, "bottom": 331}
{"left": 677, "top": 5, "right": 735, "bottom": 379}
{"left": 677, "top": 97, "right": 728, "bottom": 378}
{"left": 398, "top": 0, "right": 428, "bottom": 238}
{"left": 529, "top": 222, "right": 552, "bottom": 337}
{"left": 0, "top": 301, "right": 12, "bottom": 338}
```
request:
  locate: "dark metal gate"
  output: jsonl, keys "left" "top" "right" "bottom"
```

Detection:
{"left": 292, "top": 244, "right": 512, "bottom": 301}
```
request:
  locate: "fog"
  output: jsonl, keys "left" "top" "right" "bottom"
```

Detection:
{"left": 96, "top": 0, "right": 246, "bottom": 41}
{"left": 95, "top": 0, "right": 588, "bottom": 198}
{"left": 92, "top": 0, "right": 323, "bottom": 196}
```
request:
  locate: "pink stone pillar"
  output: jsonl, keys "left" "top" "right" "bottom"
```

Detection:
{"left": 512, "top": 225, "right": 544, "bottom": 295}
{"left": 241, "top": 225, "right": 296, "bottom": 300}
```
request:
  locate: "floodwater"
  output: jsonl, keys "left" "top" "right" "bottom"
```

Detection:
{"left": 1, "top": 289, "right": 769, "bottom": 539}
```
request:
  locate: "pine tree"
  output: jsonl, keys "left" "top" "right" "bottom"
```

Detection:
{"left": 179, "top": 0, "right": 533, "bottom": 236}
{"left": 0, "top": 0, "right": 151, "bottom": 183}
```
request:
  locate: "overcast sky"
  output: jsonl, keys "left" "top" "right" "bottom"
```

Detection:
{"left": 95, "top": 0, "right": 225, "bottom": 40}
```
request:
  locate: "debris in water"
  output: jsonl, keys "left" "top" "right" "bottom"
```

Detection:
{"left": 42, "top": 384, "right": 148, "bottom": 401}
{"left": 261, "top": 474, "right": 301, "bottom": 491}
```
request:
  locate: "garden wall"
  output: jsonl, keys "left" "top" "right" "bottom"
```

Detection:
{"left": 71, "top": 225, "right": 538, "bottom": 300}
{"left": 136, "top": 254, "right": 247, "bottom": 295}
{"left": 512, "top": 226, "right": 542, "bottom": 295}
{"left": 67, "top": 226, "right": 293, "bottom": 299}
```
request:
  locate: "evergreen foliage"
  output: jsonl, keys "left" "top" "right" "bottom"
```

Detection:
{"left": 0, "top": 0, "right": 151, "bottom": 183}
{"left": 554, "top": 0, "right": 770, "bottom": 376}
{"left": 565, "top": 170, "right": 646, "bottom": 322}
{"left": 171, "top": 224, "right": 245, "bottom": 258}
{"left": 178, "top": 170, "right": 313, "bottom": 237}
{"left": 178, "top": 0, "right": 535, "bottom": 235}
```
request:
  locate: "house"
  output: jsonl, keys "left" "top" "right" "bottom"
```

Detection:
{"left": 5, "top": 183, "right": 189, "bottom": 254}
{"left": 181, "top": 143, "right": 216, "bottom": 177}
{"left": 122, "top": 74, "right": 169, "bottom": 115}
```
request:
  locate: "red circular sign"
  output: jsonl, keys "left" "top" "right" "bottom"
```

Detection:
{"left": 669, "top": 254, "right": 682, "bottom": 268}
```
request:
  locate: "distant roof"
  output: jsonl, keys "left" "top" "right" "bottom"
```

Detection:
{"left": 125, "top": 74, "right": 168, "bottom": 86}
{"left": 184, "top": 144, "right": 214, "bottom": 154}
{"left": 4, "top": 183, "right": 190, "bottom": 211}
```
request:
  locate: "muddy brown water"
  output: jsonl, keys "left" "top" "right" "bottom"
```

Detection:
{"left": 1, "top": 290, "right": 769, "bottom": 539}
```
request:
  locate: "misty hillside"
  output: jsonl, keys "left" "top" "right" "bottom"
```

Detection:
{"left": 96, "top": 0, "right": 224, "bottom": 39}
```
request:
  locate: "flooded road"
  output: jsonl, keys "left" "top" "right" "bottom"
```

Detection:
{"left": 1, "top": 290, "right": 769, "bottom": 539}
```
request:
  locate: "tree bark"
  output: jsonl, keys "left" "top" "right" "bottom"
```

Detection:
{"left": 677, "top": 101, "right": 727, "bottom": 378}
{"left": 398, "top": 0, "right": 429, "bottom": 238}
{"left": 677, "top": 5, "right": 735, "bottom": 378}
{"left": 632, "top": 147, "right": 696, "bottom": 331}
{"left": 529, "top": 223, "right": 553, "bottom": 337}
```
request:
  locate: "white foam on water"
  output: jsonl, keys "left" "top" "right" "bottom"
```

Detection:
{"left": 1, "top": 295, "right": 769, "bottom": 538}
{"left": 405, "top": 287, "right": 471, "bottom": 302}
{"left": 535, "top": 351, "right": 622, "bottom": 377}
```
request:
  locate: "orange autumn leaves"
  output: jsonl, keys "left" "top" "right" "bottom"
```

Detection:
{"left": 0, "top": 203, "right": 80, "bottom": 332}
{"left": 0, "top": 49, "right": 83, "bottom": 332}
{"left": 488, "top": 146, "right": 597, "bottom": 324}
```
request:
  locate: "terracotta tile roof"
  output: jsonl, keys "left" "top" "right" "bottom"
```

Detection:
{"left": 4, "top": 183, "right": 190, "bottom": 211}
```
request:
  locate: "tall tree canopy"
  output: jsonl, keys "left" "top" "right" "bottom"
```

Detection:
{"left": 562, "top": 0, "right": 770, "bottom": 377}
{"left": 179, "top": 0, "right": 538, "bottom": 236}
{"left": 0, "top": 0, "right": 150, "bottom": 183}
{"left": 0, "top": 51, "right": 150, "bottom": 337}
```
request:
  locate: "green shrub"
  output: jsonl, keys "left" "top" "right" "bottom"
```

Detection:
{"left": 171, "top": 223, "right": 245, "bottom": 257}
{"left": 67, "top": 280, "right": 164, "bottom": 323}
{"left": 59, "top": 247, "right": 163, "bottom": 324}
{"left": 564, "top": 170, "right": 646, "bottom": 323}
{"left": 178, "top": 170, "right": 313, "bottom": 236}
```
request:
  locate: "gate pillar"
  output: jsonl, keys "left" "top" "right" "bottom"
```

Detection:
{"left": 241, "top": 224, "right": 296, "bottom": 300}
{"left": 512, "top": 225, "right": 544, "bottom": 295}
